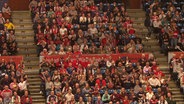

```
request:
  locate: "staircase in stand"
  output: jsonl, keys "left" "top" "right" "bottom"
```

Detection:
{"left": 127, "top": 9, "right": 184, "bottom": 104}
{"left": 12, "top": 11, "right": 45, "bottom": 104}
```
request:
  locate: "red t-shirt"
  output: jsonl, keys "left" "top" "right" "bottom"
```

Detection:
{"left": 150, "top": 99, "right": 158, "bottom": 104}
{"left": 96, "top": 79, "right": 106, "bottom": 88}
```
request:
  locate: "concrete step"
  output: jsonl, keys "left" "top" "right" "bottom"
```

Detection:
{"left": 173, "top": 94, "right": 184, "bottom": 98}
{"left": 12, "top": 16, "right": 31, "bottom": 19}
{"left": 13, "top": 19, "right": 32, "bottom": 23}
{"left": 131, "top": 17, "right": 145, "bottom": 21}
{"left": 17, "top": 42, "right": 35, "bottom": 46}
{"left": 31, "top": 92, "right": 43, "bottom": 96}
{"left": 177, "top": 102, "right": 184, "bottom": 104}
{"left": 29, "top": 82, "right": 42, "bottom": 86}
{"left": 28, "top": 79, "right": 41, "bottom": 83}
{"left": 144, "top": 46, "right": 161, "bottom": 52}
{"left": 128, "top": 13, "right": 145, "bottom": 18}
{"left": 24, "top": 60, "right": 39, "bottom": 66}
{"left": 18, "top": 50, "right": 37, "bottom": 55}
{"left": 142, "top": 41, "right": 158, "bottom": 46}
{"left": 24, "top": 57, "right": 39, "bottom": 61}
{"left": 14, "top": 22, "right": 33, "bottom": 26}
{"left": 15, "top": 28, "right": 33, "bottom": 31}
{"left": 32, "top": 95, "right": 45, "bottom": 99}
{"left": 27, "top": 74, "right": 40, "bottom": 78}
{"left": 32, "top": 98, "right": 46, "bottom": 104}
{"left": 19, "top": 48, "right": 37, "bottom": 54}
{"left": 25, "top": 66, "right": 40, "bottom": 70}
{"left": 24, "top": 63, "right": 39, "bottom": 67}
{"left": 16, "top": 30, "right": 34, "bottom": 34}
{"left": 12, "top": 11, "right": 30, "bottom": 13}
{"left": 16, "top": 27, "right": 32, "bottom": 30}
{"left": 173, "top": 98, "right": 184, "bottom": 102}
{"left": 15, "top": 24, "right": 33, "bottom": 28}
{"left": 157, "top": 57, "right": 167, "bottom": 62}
{"left": 17, "top": 44, "right": 36, "bottom": 48}
{"left": 13, "top": 20, "right": 32, "bottom": 24}
{"left": 16, "top": 37, "right": 34, "bottom": 42}
{"left": 16, "top": 32, "right": 35, "bottom": 38}
{"left": 21, "top": 54, "right": 37, "bottom": 57}
{"left": 157, "top": 61, "right": 168, "bottom": 66}
{"left": 29, "top": 85, "right": 41, "bottom": 89}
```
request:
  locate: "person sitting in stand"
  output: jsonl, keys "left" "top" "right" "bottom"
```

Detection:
{"left": 46, "top": 91, "right": 58, "bottom": 104}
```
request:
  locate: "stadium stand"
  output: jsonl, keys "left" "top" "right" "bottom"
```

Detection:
{"left": 3, "top": 0, "right": 184, "bottom": 104}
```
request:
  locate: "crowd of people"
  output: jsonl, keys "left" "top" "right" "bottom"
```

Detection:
{"left": 0, "top": 2, "right": 32, "bottom": 104}
{"left": 30, "top": 0, "right": 144, "bottom": 56}
{"left": 169, "top": 54, "right": 184, "bottom": 95}
{"left": 143, "top": 0, "right": 184, "bottom": 54}
{"left": 39, "top": 52, "right": 177, "bottom": 104}
{"left": 0, "top": 59, "right": 32, "bottom": 104}
{"left": 0, "top": 2, "right": 18, "bottom": 56}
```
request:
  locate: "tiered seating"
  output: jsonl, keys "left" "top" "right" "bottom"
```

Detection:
{"left": 38, "top": 52, "right": 177, "bottom": 104}
{"left": 143, "top": 0, "right": 184, "bottom": 54}
{"left": 0, "top": 56, "right": 32, "bottom": 104}
{"left": 169, "top": 52, "right": 184, "bottom": 94}
{"left": 0, "top": 2, "right": 32, "bottom": 104}
{"left": 31, "top": 0, "right": 144, "bottom": 56}
{"left": 0, "top": 3, "right": 18, "bottom": 56}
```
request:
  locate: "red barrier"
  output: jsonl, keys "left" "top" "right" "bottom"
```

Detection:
{"left": 0, "top": 56, "right": 23, "bottom": 68}
{"left": 42, "top": 53, "right": 150, "bottom": 64}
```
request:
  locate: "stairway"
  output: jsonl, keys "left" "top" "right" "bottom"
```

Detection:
{"left": 127, "top": 9, "right": 184, "bottom": 104}
{"left": 12, "top": 11, "right": 45, "bottom": 104}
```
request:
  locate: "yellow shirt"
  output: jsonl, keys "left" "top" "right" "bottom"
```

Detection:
{"left": 4, "top": 22, "right": 15, "bottom": 30}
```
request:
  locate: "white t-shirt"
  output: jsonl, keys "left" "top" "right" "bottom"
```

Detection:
{"left": 65, "top": 93, "right": 74, "bottom": 102}
{"left": 59, "top": 28, "right": 67, "bottom": 36}
{"left": 18, "top": 81, "right": 27, "bottom": 90}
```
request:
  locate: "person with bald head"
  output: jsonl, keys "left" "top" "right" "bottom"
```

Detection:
{"left": 1, "top": 85, "right": 12, "bottom": 104}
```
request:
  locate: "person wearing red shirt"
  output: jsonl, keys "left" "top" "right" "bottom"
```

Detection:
{"left": 154, "top": 67, "right": 165, "bottom": 77}
{"left": 60, "top": 64, "right": 68, "bottom": 75}
{"left": 90, "top": 3, "right": 97, "bottom": 12}
{"left": 171, "top": 27, "right": 179, "bottom": 48}
{"left": 123, "top": 17, "right": 133, "bottom": 29}
{"left": 1, "top": 85, "right": 12, "bottom": 104}
{"left": 122, "top": 95, "right": 130, "bottom": 104}
{"left": 95, "top": 74, "right": 106, "bottom": 89}
{"left": 21, "top": 90, "right": 32, "bottom": 104}
{"left": 150, "top": 95, "right": 158, "bottom": 104}
{"left": 111, "top": 90, "right": 121, "bottom": 103}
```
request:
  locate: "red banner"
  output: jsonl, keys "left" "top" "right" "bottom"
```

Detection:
{"left": 0, "top": 56, "right": 23, "bottom": 68}
{"left": 41, "top": 53, "right": 150, "bottom": 64}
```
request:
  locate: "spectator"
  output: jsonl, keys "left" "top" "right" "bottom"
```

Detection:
{"left": 18, "top": 77, "right": 28, "bottom": 96}
{"left": 2, "top": 3, "right": 11, "bottom": 20}
{"left": 65, "top": 89, "right": 74, "bottom": 103}
{"left": 95, "top": 95, "right": 103, "bottom": 104}
{"left": 102, "top": 90, "right": 110, "bottom": 103}
{"left": 21, "top": 90, "right": 32, "bottom": 104}
{"left": 1, "top": 85, "right": 12, "bottom": 104}
{"left": 148, "top": 75, "right": 161, "bottom": 89}
{"left": 46, "top": 91, "right": 58, "bottom": 104}
{"left": 11, "top": 91, "right": 21, "bottom": 104}
{"left": 166, "top": 92, "right": 176, "bottom": 104}
{"left": 0, "top": 13, "right": 5, "bottom": 30}
{"left": 158, "top": 96, "right": 168, "bottom": 104}
{"left": 4, "top": 19, "right": 15, "bottom": 32}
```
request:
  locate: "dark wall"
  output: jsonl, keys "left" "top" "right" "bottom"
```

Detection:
{"left": 129, "top": 0, "right": 142, "bottom": 9}
{"left": 8, "top": 0, "right": 29, "bottom": 11}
